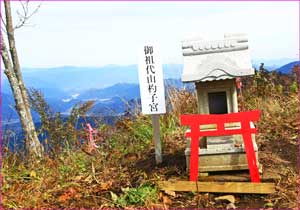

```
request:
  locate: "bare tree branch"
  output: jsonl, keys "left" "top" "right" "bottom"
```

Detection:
{"left": 1, "top": 16, "right": 7, "bottom": 28}
{"left": 1, "top": 4, "right": 7, "bottom": 33}
{"left": 1, "top": 0, "right": 41, "bottom": 32}
{"left": 14, "top": 0, "right": 42, "bottom": 30}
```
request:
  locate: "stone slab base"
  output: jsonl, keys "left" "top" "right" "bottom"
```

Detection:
{"left": 185, "top": 149, "right": 259, "bottom": 172}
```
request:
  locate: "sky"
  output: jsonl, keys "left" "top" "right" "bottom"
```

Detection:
{"left": 2, "top": 1, "right": 299, "bottom": 68}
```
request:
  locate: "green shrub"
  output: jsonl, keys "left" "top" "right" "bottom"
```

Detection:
{"left": 290, "top": 81, "right": 298, "bottom": 93}
{"left": 112, "top": 184, "right": 158, "bottom": 206}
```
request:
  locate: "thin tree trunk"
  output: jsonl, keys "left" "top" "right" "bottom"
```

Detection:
{"left": 1, "top": 1, "right": 43, "bottom": 157}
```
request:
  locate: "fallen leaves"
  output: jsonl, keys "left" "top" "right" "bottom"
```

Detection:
{"left": 215, "top": 195, "right": 236, "bottom": 209}
{"left": 110, "top": 191, "right": 118, "bottom": 202}
{"left": 164, "top": 190, "right": 176, "bottom": 197}
{"left": 92, "top": 180, "right": 113, "bottom": 194}
{"left": 162, "top": 195, "right": 172, "bottom": 205}
{"left": 99, "top": 181, "right": 113, "bottom": 191}
{"left": 159, "top": 191, "right": 173, "bottom": 206}
{"left": 29, "top": 170, "right": 37, "bottom": 178}
{"left": 226, "top": 202, "right": 237, "bottom": 209}
{"left": 264, "top": 200, "right": 274, "bottom": 208}
{"left": 214, "top": 195, "right": 235, "bottom": 204}
{"left": 58, "top": 187, "right": 82, "bottom": 203}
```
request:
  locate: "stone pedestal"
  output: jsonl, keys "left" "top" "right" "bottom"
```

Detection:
{"left": 185, "top": 140, "right": 259, "bottom": 172}
{"left": 185, "top": 124, "right": 259, "bottom": 172}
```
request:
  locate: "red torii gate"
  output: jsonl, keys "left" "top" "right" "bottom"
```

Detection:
{"left": 181, "top": 110, "right": 261, "bottom": 183}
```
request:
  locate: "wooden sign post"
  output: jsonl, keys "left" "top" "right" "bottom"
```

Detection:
{"left": 152, "top": 114, "right": 162, "bottom": 163}
{"left": 138, "top": 44, "right": 166, "bottom": 164}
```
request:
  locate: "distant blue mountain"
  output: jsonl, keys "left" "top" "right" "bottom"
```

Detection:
{"left": 2, "top": 60, "right": 297, "bottom": 97}
{"left": 252, "top": 58, "right": 298, "bottom": 70}
{"left": 2, "top": 64, "right": 183, "bottom": 94}
{"left": 276, "top": 61, "right": 300, "bottom": 74}
{"left": 1, "top": 64, "right": 183, "bottom": 122}
{"left": 89, "top": 96, "right": 132, "bottom": 116}
{"left": 2, "top": 78, "right": 193, "bottom": 123}
{"left": 1, "top": 59, "right": 296, "bottom": 123}
{"left": 79, "top": 83, "right": 140, "bottom": 101}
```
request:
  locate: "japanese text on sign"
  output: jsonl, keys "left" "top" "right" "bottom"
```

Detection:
{"left": 138, "top": 44, "right": 166, "bottom": 115}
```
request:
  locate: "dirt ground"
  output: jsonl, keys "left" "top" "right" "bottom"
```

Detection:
{"left": 123, "top": 132, "right": 299, "bottom": 208}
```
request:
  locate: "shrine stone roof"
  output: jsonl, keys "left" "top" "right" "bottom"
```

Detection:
{"left": 181, "top": 33, "right": 254, "bottom": 83}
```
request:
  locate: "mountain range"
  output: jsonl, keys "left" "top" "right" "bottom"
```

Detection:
{"left": 1, "top": 64, "right": 183, "bottom": 94}
{"left": 251, "top": 58, "right": 298, "bottom": 70}
{"left": 2, "top": 60, "right": 298, "bottom": 124}
{"left": 276, "top": 61, "right": 300, "bottom": 74}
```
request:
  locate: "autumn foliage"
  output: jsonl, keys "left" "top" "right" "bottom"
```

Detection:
{"left": 2, "top": 66, "right": 299, "bottom": 208}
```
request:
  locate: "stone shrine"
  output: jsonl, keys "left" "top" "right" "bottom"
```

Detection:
{"left": 181, "top": 33, "right": 259, "bottom": 172}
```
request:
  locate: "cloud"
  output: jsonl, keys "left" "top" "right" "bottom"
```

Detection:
{"left": 5, "top": 1, "right": 299, "bottom": 67}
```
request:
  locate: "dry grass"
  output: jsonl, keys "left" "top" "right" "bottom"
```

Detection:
{"left": 2, "top": 70, "right": 299, "bottom": 208}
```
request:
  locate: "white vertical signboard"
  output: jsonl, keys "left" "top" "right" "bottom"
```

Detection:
{"left": 138, "top": 44, "right": 166, "bottom": 164}
{"left": 138, "top": 44, "right": 166, "bottom": 115}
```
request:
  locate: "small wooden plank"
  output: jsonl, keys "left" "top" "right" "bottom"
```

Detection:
{"left": 157, "top": 181, "right": 275, "bottom": 194}
{"left": 199, "top": 172, "right": 209, "bottom": 177}
{"left": 198, "top": 171, "right": 280, "bottom": 182}
{"left": 198, "top": 174, "right": 251, "bottom": 182}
